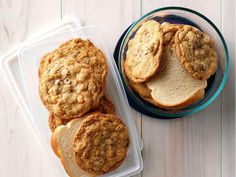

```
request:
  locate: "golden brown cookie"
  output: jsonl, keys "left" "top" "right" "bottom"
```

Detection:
{"left": 160, "top": 22, "right": 182, "bottom": 45}
{"left": 72, "top": 113, "right": 129, "bottom": 175}
{"left": 175, "top": 25, "right": 217, "bottom": 80}
{"left": 48, "top": 114, "right": 70, "bottom": 132}
{"left": 124, "top": 20, "right": 164, "bottom": 83}
{"left": 129, "top": 80, "right": 159, "bottom": 106}
{"left": 48, "top": 112, "right": 99, "bottom": 133}
{"left": 48, "top": 96, "right": 116, "bottom": 132}
{"left": 97, "top": 95, "right": 116, "bottom": 114}
{"left": 39, "top": 38, "right": 108, "bottom": 119}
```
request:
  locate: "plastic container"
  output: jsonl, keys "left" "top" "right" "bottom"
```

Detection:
{"left": 17, "top": 26, "right": 143, "bottom": 177}
{"left": 118, "top": 6, "right": 229, "bottom": 118}
{"left": 0, "top": 17, "right": 82, "bottom": 138}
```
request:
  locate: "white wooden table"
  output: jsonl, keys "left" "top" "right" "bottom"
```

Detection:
{"left": 0, "top": 1, "right": 235, "bottom": 177}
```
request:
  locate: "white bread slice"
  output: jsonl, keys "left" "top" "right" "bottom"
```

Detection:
{"left": 146, "top": 46, "right": 207, "bottom": 109}
{"left": 51, "top": 118, "right": 95, "bottom": 177}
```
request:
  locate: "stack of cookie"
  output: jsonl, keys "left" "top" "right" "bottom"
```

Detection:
{"left": 124, "top": 20, "right": 218, "bottom": 109}
{"left": 38, "top": 38, "right": 130, "bottom": 177}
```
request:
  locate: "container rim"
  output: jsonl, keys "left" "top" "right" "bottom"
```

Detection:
{"left": 118, "top": 6, "right": 229, "bottom": 117}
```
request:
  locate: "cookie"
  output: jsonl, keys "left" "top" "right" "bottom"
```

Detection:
{"left": 129, "top": 80, "right": 159, "bottom": 106}
{"left": 39, "top": 38, "right": 108, "bottom": 119}
{"left": 48, "top": 114, "right": 70, "bottom": 132}
{"left": 97, "top": 95, "right": 116, "bottom": 114}
{"left": 39, "top": 53, "right": 53, "bottom": 77}
{"left": 175, "top": 25, "right": 217, "bottom": 80}
{"left": 124, "top": 20, "right": 164, "bottom": 83}
{"left": 48, "top": 96, "right": 116, "bottom": 132}
{"left": 160, "top": 22, "right": 182, "bottom": 45}
{"left": 72, "top": 113, "right": 129, "bottom": 175}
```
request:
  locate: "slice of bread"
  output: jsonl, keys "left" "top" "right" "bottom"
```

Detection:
{"left": 51, "top": 118, "right": 95, "bottom": 177}
{"left": 146, "top": 46, "right": 207, "bottom": 109}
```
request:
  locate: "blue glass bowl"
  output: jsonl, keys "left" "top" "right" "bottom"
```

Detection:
{"left": 118, "top": 7, "right": 229, "bottom": 118}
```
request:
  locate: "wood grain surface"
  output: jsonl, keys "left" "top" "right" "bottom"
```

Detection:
{"left": 0, "top": 0, "right": 235, "bottom": 177}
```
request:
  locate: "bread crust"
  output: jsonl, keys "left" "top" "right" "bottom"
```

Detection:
{"left": 129, "top": 79, "right": 205, "bottom": 109}
{"left": 124, "top": 20, "right": 164, "bottom": 83}
{"left": 51, "top": 125, "right": 64, "bottom": 157}
{"left": 51, "top": 118, "right": 95, "bottom": 177}
{"left": 149, "top": 88, "right": 205, "bottom": 109}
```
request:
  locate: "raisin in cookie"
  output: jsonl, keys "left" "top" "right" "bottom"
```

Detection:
{"left": 73, "top": 113, "right": 129, "bottom": 175}
{"left": 39, "top": 38, "right": 108, "bottom": 119}
{"left": 124, "top": 20, "right": 164, "bottom": 83}
{"left": 175, "top": 25, "right": 217, "bottom": 80}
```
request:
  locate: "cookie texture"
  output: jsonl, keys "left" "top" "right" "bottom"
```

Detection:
{"left": 124, "top": 20, "right": 163, "bottom": 83}
{"left": 48, "top": 114, "right": 70, "bottom": 132}
{"left": 129, "top": 80, "right": 159, "bottom": 106}
{"left": 39, "top": 38, "right": 108, "bottom": 119}
{"left": 175, "top": 25, "right": 217, "bottom": 80}
{"left": 97, "top": 95, "right": 116, "bottom": 114}
{"left": 160, "top": 22, "right": 182, "bottom": 45}
{"left": 48, "top": 96, "right": 116, "bottom": 132}
{"left": 72, "top": 113, "right": 129, "bottom": 175}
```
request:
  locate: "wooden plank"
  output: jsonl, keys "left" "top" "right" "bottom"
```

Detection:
{"left": 0, "top": 0, "right": 60, "bottom": 176}
{"left": 62, "top": 1, "right": 142, "bottom": 176}
{"left": 0, "top": 1, "right": 234, "bottom": 177}
{"left": 62, "top": 0, "right": 141, "bottom": 51}
{"left": 141, "top": 1, "right": 223, "bottom": 177}
{"left": 221, "top": 0, "right": 235, "bottom": 177}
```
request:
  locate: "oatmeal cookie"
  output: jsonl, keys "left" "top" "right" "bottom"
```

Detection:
{"left": 175, "top": 25, "right": 217, "bottom": 80}
{"left": 160, "top": 22, "right": 182, "bottom": 45}
{"left": 124, "top": 20, "right": 164, "bottom": 83}
{"left": 48, "top": 114, "right": 70, "bottom": 132}
{"left": 97, "top": 95, "right": 116, "bottom": 114}
{"left": 72, "top": 113, "right": 129, "bottom": 175}
{"left": 48, "top": 96, "right": 115, "bottom": 132}
{"left": 39, "top": 38, "right": 108, "bottom": 119}
{"left": 129, "top": 80, "right": 159, "bottom": 106}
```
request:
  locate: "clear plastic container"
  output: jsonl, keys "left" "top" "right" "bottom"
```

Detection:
{"left": 17, "top": 26, "right": 143, "bottom": 177}
{"left": 0, "top": 17, "right": 82, "bottom": 139}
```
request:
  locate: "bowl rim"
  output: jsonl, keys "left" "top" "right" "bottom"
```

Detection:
{"left": 118, "top": 6, "right": 229, "bottom": 117}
